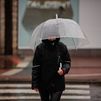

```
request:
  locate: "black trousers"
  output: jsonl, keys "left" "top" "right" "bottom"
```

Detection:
{"left": 39, "top": 89, "right": 63, "bottom": 101}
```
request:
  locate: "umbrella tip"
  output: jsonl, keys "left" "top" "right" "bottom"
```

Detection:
{"left": 56, "top": 14, "right": 58, "bottom": 19}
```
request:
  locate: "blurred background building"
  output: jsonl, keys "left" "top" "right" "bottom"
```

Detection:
{"left": 0, "top": 0, "right": 18, "bottom": 55}
{"left": 0, "top": 0, "right": 101, "bottom": 68}
{"left": 0, "top": 0, "right": 18, "bottom": 67}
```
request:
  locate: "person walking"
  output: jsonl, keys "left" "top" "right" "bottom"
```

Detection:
{"left": 32, "top": 37, "right": 71, "bottom": 101}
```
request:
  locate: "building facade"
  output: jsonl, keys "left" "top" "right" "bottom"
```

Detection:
{"left": 0, "top": 0, "right": 18, "bottom": 55}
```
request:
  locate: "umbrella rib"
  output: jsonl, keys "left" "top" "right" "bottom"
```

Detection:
{"left": 40, "top": 22, "right": 46, "bottom": 40}
{"left": 72, "top": 37, "right": 77, "bottom": 50}
{"left": 56, "top": 18, "right": 59, "bottom": 37}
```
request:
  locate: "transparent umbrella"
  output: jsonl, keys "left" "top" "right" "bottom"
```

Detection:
{"left": 30, "top": 17, "right": 88, "bottom": 50}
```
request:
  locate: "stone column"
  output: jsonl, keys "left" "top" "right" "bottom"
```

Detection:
{"left": 12, "top": 0, "right": 18, "bottom": 55}
{"left": 0, "top": 0, "right": 18, "bottom": 68}
{"left": 0, "top": 0, "right": 5, "bottom": 55}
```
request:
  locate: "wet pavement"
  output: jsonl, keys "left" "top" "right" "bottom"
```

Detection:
{"left": 0, "top": 81, "right": 101, "bottom": 101}
{"left": 0, "top": 56, "right": 101, "bottom": 100}
{"left": 1, "top": 56, "right": 101, "bottom": 82}
{"left": 90, "top": 83, "right": 101, "bottom": 101}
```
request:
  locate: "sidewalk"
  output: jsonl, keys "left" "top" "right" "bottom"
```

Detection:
{"left": 0, "top": 56, "right": 101, "bottom": 83}
{"left": 65, "top": 56, "right": 101, "bottom": 83}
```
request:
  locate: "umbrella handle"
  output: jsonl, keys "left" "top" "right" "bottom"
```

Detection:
{"left": 58, "top": 55, "right": 62, "bottom": 68}
{"left": 56, "top": 14, "right": 58, "bottom": 19}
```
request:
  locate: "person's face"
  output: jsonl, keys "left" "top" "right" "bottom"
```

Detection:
{"left": 48, "top": 36, "right": 56, "bottom": 41}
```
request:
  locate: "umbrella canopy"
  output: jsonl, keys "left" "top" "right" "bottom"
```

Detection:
{"left": 30, "top": 18, "right": 87, "bottom": 50}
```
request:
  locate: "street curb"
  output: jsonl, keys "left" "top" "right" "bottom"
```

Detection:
{"left": 65, "top": 79, "right": 101, "bottom": 84}
{"left": 0, "top": 76, "right": 101, "bottom": 83}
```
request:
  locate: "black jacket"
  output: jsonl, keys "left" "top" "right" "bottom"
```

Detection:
{"left": 32, "top": 39, "right": 71, "bottom": 92}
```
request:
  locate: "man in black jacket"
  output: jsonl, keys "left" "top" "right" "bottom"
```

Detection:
{"left": 32, "top": 37, "right": 71, "bottom": 101}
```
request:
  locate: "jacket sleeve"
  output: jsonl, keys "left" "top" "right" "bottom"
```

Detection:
{"left": 61, "top": 45, "right": 71, "bottom": 75}
{"left": 32, "top": 46, "right": 41, "bottom": 89}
